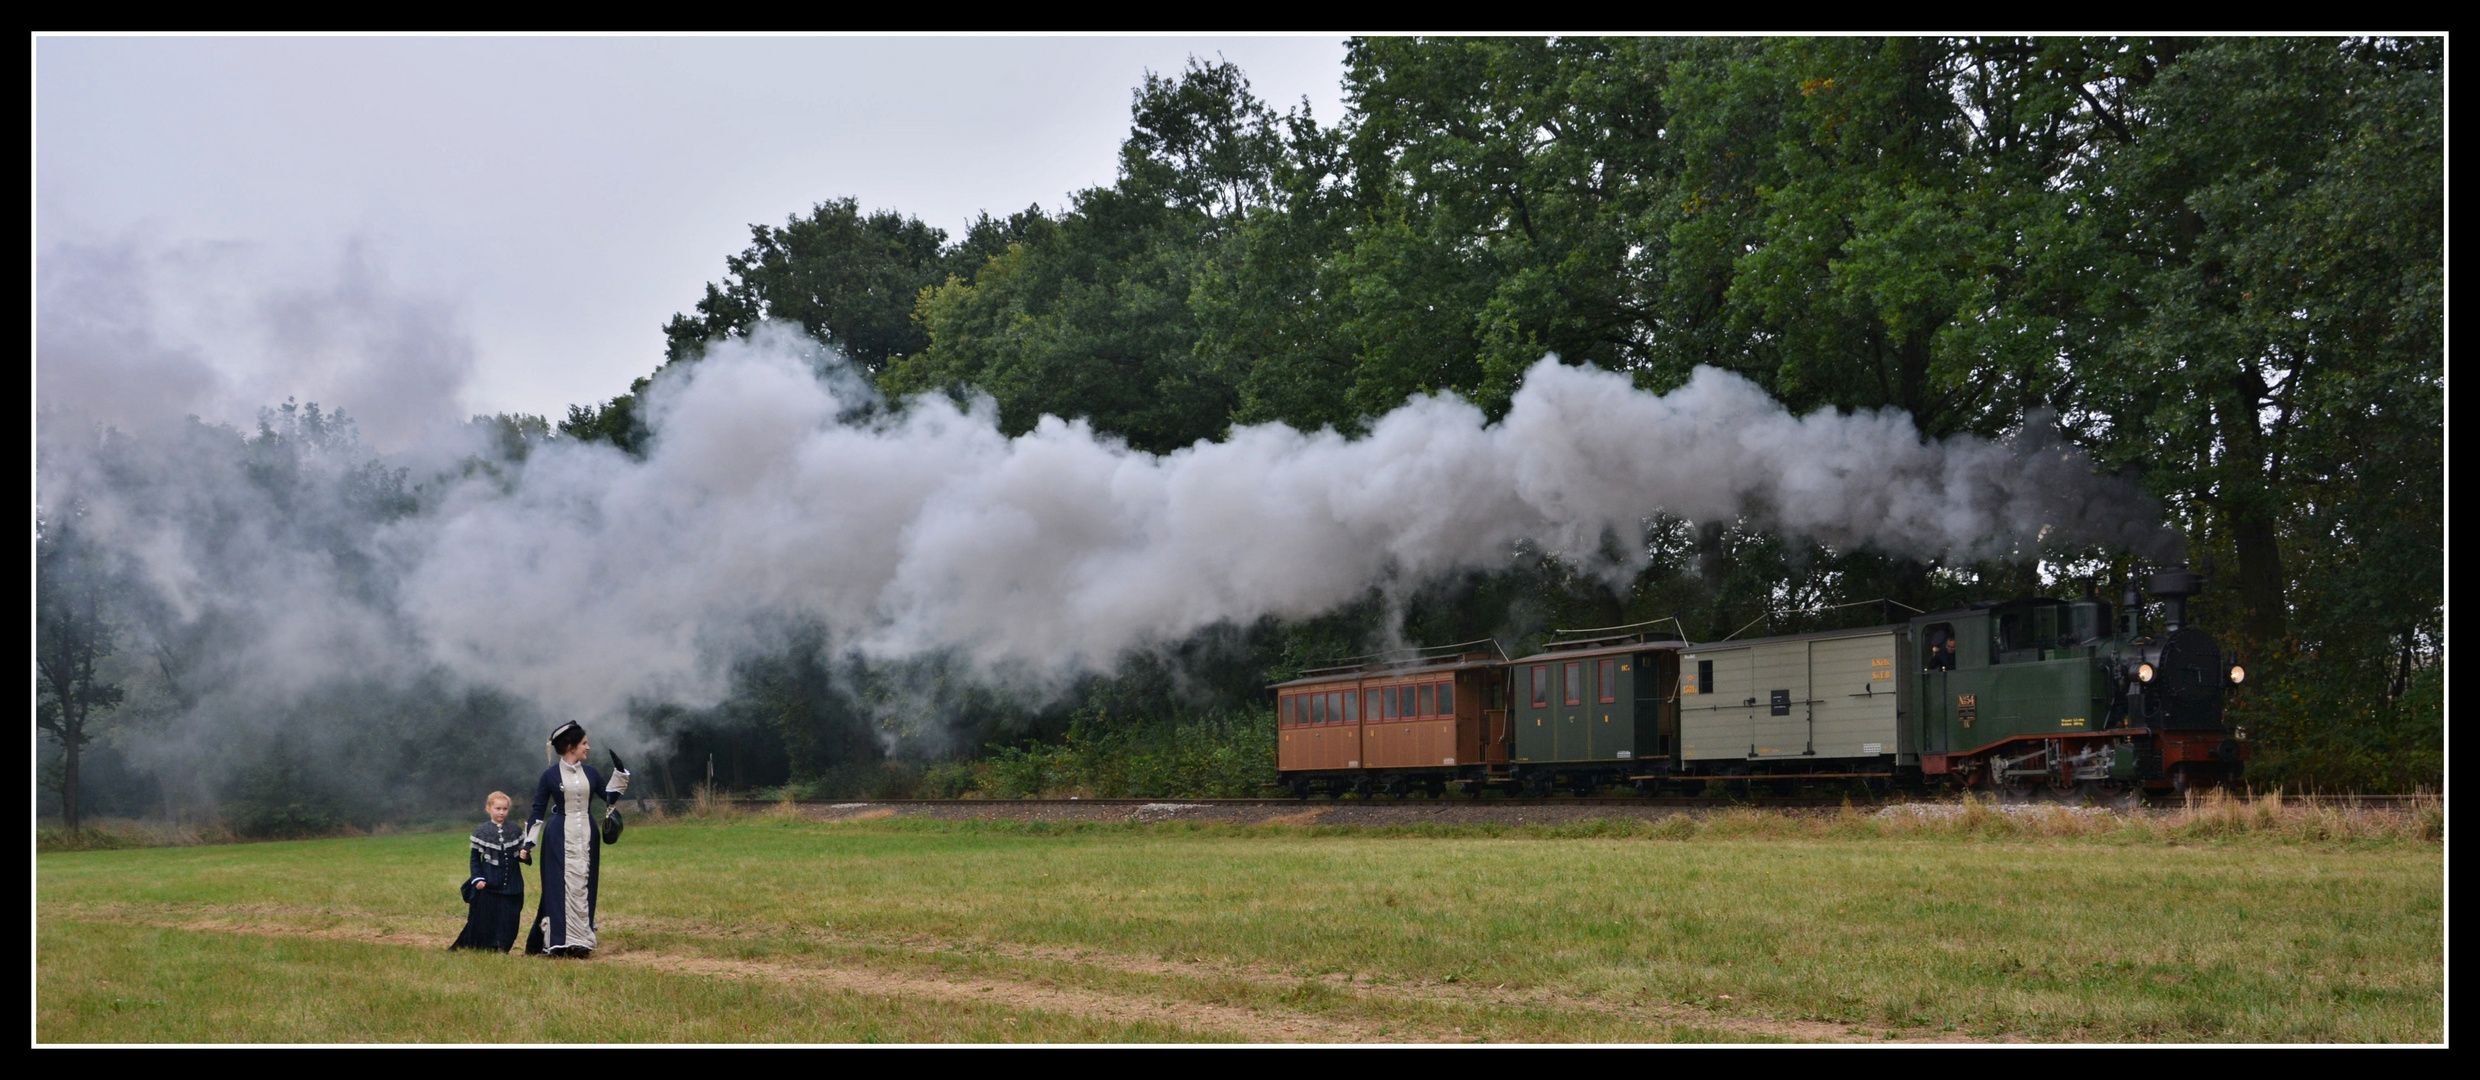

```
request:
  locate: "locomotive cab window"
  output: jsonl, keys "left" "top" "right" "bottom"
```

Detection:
{"left": 1992, "top": 602, "right": 2069, "bottom": 663}
{"left": 1925, "top": 624, "right": 1957, "bottom": 671}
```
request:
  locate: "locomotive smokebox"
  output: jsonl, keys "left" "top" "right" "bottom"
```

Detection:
{"left": 2148, "top": 566, "right": 2206, "bottom": 630}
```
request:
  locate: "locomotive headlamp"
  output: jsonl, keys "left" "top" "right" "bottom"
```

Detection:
{"left": 2228, "top": 664, "right": 2246, "bottom": 685}
{"left": 2136, "top": 663, "right": 2155, "bottom": 683}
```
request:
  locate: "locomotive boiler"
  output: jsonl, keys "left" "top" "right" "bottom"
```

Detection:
{"left": 1272, "top": 568, "right": 2248, "bottom": 803}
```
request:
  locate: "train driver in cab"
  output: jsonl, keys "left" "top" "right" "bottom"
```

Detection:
{"left": 1927, "top": 630, "right": 1957, "bottom": 671}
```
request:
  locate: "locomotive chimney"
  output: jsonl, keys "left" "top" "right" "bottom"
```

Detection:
{"left": 2147, "top": 566, "right": 2205, "bottom": 631}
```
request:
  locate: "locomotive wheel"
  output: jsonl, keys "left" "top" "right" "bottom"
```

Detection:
{"left": 2089, "top": 782, "right": 2141, "bottom": 811}
{"left": 1991, "top": 775, "right": 2038, "bottom": 805}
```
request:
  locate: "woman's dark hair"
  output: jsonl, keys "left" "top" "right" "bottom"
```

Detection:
{"left": 549, "top": 722, "right": 587, "bottom": 755}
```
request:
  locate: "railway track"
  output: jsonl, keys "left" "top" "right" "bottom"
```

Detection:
{"left": 727, "top": 793, "right": 2432, "bottom": 811}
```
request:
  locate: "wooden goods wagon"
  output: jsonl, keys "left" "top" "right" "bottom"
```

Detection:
{"left": 1677, "top": 627, "right": 1907, "bottom": 767}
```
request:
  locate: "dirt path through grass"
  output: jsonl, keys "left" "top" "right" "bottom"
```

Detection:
{"left": 57, "top": 902, "right": 1965, "bottom": 1043}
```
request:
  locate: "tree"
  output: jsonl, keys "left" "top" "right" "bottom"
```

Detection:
{"left": 662, "top": 198, "right": 955, "bottom": 373}
{"left": 882, "top": 57, "right": 1291, "bottom": 453}
{"left": 36, "top": 510, "right": 124, "bottom": 831}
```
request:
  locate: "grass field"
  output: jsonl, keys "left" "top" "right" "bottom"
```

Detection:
{"left": 37, "top": 802, "right": 2443, "bottom": 1043}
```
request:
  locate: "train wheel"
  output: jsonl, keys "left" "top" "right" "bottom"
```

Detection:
{"left": 2089, "top": 782, "right": 2141, "bottom": 811}
{"left": 1285, "top": 778, "right": 1308, "bottom": 801}
{"left": 1991, "top": 774, "right": 2038, "bottom": 805}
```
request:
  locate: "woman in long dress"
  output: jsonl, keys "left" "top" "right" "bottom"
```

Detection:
{"left": 520, "top": 722, "right": 627, "bottom": 957}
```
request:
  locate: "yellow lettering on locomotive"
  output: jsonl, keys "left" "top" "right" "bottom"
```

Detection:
{"left": 2060, "top": 717, "right": 2086, "bottom": 727}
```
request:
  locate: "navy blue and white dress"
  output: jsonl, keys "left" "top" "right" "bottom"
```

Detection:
{"left": 522, "top": 759, "right": 618, "bottom": 956}
{"left": 450, "top": 819, "right": 526, "bottom": 952}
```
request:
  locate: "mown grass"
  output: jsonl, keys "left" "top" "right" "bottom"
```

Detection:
{"left": 38, "top": 802, "right": 2442, "bottom": 1043}
{"left": 37, "top": 921, "right": 1204, "bottom": 1043}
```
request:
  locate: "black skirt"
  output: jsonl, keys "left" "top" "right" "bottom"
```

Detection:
{"left": 450, "top": 890, "right": 526, "bottom": 953}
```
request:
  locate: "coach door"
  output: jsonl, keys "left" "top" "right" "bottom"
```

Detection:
{"left": 1748, "top": 640, "right": 1812, "bottom": 759}
{"left": 1554, "top": 659, "right": 1590, "bottom": 760}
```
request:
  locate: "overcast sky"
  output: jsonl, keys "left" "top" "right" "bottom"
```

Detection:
{"left": 36, "top": 35, "right": 1351, "bottom": 442}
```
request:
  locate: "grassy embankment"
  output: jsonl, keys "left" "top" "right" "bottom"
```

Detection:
{"left": 39, "top": 797, "right": 2442, "bottom": 1043}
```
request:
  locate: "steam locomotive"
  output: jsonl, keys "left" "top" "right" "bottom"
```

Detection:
{"left": 1272, "top": 568, "right": 2248, "bottom": 804}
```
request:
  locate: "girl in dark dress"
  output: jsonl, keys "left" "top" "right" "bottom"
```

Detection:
{"left": 521, "top": 722, "right": 628, "bottom": 958}
{"left": 449, "top": 791, "right": 526, "bottom": 952}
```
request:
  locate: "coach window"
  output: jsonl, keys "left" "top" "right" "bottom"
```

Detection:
{"left": 1340, "top": 690, "right": 1355, "bottom": 724}
{"left": 1438, "top": 682, "right": 1454, "bottom": 715}
{"left": 1563, "top": 663, "right": 1583, "bottom": 706}
{"left": 1283, "top": 694, "right": 1296, "bottom": 726}
{"left": 1413, "top": 684, "right": 1431, "bottom": 718}
{"left": 1697, "top": 659, "right": 1714, "bottom": 696}
{"left": 1598, "top": 659, "right": 1617, "bottom": 703}
{"left": 1531, "top": 665, "right": 1549, "bottom": 708}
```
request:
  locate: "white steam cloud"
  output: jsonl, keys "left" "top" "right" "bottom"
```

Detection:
{"left": 39, "top": 306, "right": 2171, "bottom": 793}
{"left": 401, "top": 327, "right": 2170, "bottom": 721}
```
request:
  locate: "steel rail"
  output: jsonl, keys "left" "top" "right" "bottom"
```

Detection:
{"left": 724, "top": 793, "right": 2431, "bottom": 810}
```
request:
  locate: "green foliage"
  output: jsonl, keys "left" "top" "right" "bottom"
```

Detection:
{"left": 977, "top": 710, "right": 1278, "bottom": 799}
{"left": 223, "top": 752, "right": 347, "bottom": 840}
{"left": 662, "top": 197, "right": 956, "bottom": 373}
{"left": 91, "top": 37, "right": 2420, "bottom": 819}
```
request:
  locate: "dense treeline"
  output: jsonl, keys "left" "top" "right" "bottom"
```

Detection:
{"left": 582, "top": 38, "right": 2437, "bottom": 796}
{"left": 39, "top": 37, "right": 2441, "bottom": 822}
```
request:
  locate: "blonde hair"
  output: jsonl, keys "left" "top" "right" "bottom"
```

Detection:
{"left": 485, "top": 791, "right": 512, "bottom": 811}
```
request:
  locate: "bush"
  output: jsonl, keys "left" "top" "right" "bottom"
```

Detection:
{"left": 978, "top": 709, "right": 1276, "bottom": 798}
{"left": 224, "top": 756, "right": 350, "bottom": 839}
